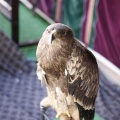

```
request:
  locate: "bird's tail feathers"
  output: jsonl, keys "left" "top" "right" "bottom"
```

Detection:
{"left": 76, "top": 102, "right": 95, "bottom": 120}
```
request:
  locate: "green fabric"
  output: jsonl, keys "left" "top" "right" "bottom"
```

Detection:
{"left": 0, "top": 3, "right": 49, "bottom": 41}
{"left": 19, "top": 3, "right": 49, "bottom": 60}
{"left": 0, "top": 2, "right": 49, "bottom": 60}
{"left": 20, "top": 45, "right": 37, "bottom": 60}
{"left": 95, "top": 114, "right": 103, "bottom": 120}
{"left": 61, "top": 0, "right": 98, "bottom": 48}
{"left": 19, "top": 3, "right": 49, "bottom": 42}
{"left": 62, "top": 0, "right": 84, "bottom": 39}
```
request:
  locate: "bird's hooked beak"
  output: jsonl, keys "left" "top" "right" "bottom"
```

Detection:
{"left": 49, "top": 29, "right": 57, "bottom": 43}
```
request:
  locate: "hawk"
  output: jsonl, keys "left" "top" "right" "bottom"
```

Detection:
{"left": 36, "top": 23, "right": 99, "bottom": 120}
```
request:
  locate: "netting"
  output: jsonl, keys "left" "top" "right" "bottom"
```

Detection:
{"left": 0, "top": 30, "right": 56, "bottom": 120}
{"left": 0, "top": 30, "right": 120, "bottom": 120}
{"left": 95, "top": 70, "right": 120, "bottom": 120}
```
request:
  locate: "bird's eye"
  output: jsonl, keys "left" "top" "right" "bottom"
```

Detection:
{"left": 52, "top": 28, "right": 55, "bottom": 30}
{"left": 62, "top": 31, "right": 66, "bottom": 35}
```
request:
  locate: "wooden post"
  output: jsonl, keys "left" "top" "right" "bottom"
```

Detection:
{"left": 11, "top": 0, "right": 19, "bottom": 44}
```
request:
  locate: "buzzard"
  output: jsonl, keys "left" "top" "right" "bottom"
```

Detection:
{"left": 36, "top": 23, "right": 99, "bottom": 120}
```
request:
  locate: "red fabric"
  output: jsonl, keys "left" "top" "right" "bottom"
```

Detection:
{"left": 94, "top": 0, "right": 120, "bottom": 68}
{"left": 38, "top": 0, "right": 54, "bottom": 17}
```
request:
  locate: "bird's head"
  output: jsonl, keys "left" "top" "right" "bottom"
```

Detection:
{"left": 43, "top": 23, "right": 74, "bottom": 46}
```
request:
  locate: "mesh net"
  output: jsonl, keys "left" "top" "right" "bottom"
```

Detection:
{"left": 0, "top": 30, "right": 55, "bottom": 120}
{"left": 0, "top": 29, "right": 120, "bottom": 120}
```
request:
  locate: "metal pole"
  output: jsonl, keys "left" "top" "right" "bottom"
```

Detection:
{"left": 11, "top": 0, "right": 19, "bottom": 44}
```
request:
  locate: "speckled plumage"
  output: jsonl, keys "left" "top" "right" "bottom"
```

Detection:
{"left": 36, "top": 23, "right": 99, "bottom": 120}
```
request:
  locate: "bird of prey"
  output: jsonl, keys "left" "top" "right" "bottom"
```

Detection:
{"left": 36, "top": 23, "right": 99, "bottom": 120}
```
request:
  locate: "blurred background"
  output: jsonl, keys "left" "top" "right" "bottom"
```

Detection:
{"left": 0, "top": 0, "right": 120, "bottom": 120}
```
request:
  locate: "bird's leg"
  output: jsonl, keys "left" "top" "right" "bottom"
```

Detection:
{"left": 40, "top": 96, "right": 52, "bottom": 110}
{"left": 40, "top": 97, "right": 52, "bottom": 116}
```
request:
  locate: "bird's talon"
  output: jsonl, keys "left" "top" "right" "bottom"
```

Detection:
{"left": 65, "top": 111, "right": 70, "bottom": 118}
{"left": 56, "top": 111, "right": 63, "bottom": 118}
{"left": 56, "top": 111, "right": 70, "bottom": 118}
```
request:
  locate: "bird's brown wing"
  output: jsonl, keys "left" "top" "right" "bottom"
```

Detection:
{"left": 66, "top": 43, "right": 99, "bottom": 110}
